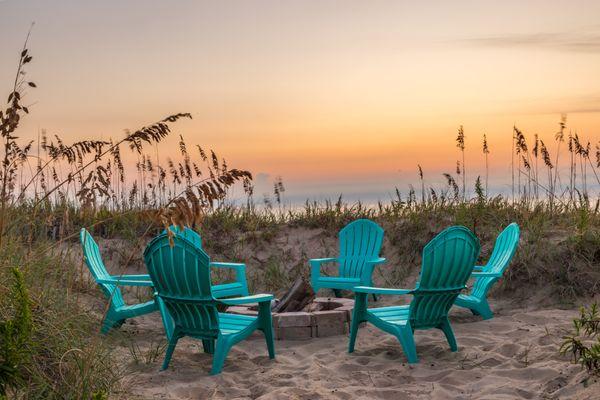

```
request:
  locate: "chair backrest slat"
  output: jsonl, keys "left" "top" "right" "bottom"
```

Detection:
{"left": 162, "top": 225, "right": 202, "bottom": 248}
{"left": 338, "top": 219, "right": 384, "bottom": 279}
{"left": 144, "top": 233, "right": 219, "bottom": 337}
{"left": 409, "top": 226, "right": 480, "bottom": 329}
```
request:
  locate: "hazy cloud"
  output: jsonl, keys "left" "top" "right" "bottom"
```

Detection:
{"left": 524, "top": 93, "right": 600, "bottom": 115}
{"left": 547, "top": 106, "right": 600, "bottom": 115}
{"left": 464, "top": 29, "right": 600, "bottom": 53}
{"left": 560, "top": 94, "right": 600, "bottom": 114}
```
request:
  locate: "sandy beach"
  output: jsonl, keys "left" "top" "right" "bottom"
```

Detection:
{"left": 98, "top": 298, "right": 599, "bottom": 400}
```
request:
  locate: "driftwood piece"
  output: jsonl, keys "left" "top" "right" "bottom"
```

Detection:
{"left": 272, "top": 276, "right": 315, "bottom": 313}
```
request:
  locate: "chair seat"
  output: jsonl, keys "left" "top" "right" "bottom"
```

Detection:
{"left": 317, "top": 276, "right": 362, "bottom": 283}
{"left": 117, "top": 299, "right": 158, "bottom": 316}
{"left": 218, "top": 312, "right": 257, "bottom": 335}
{"left": 315, "top": 276, "right": 362, "bottom": 289}
{"left": 368, "top": 305, "right": 410, "bottom": 325}
{"left": 456, "top": 294, "right": 480, "bottom": 304}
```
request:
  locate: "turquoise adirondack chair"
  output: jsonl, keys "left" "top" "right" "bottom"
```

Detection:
{"left": 454, "top": 223, "right": 520, "bottom": 320}
{"left": 156, "top": 225, "right": 253, "bottom": 347}
{"left": 163, "top": 225, "right": 249, "bottom": 298}
{"left": 144, "top": 232, "right": 275, "bottom": 374}
{"left": 348, "top": 226, "right": 480, "bottom": 363}
{"left": 310, "top": 219, "right": 385, "bottom": 298}
{"left": 80, "top": 228, "right": 159, "bottom": 334}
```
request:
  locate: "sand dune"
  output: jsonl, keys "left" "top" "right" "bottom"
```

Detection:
{"left": 105, "top": 302, "right": 599, "bottom": 399}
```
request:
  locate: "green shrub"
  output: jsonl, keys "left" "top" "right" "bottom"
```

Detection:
{"left": 0, "top": 238, "right": 121, "bottom": 399}
{"left": 560, "top": 303, "right": 600, "bottom": 374}
{"left": 0, "top": 268, "right": 32, "bottom": 395}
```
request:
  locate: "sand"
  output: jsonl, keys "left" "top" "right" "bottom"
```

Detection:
{"left": 105, "top": 301, "right": 599, "bottom": 400}
{"left": 70, "top": 237, "right": 599, "bottom": 399}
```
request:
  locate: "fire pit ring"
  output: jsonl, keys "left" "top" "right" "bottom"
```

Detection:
{"left": 227, "top": 297, "right": 356, "bottom": 340}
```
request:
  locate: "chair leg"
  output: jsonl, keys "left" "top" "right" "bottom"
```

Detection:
{"left": 473, "top": 300, "right": 494, "bottom": 320}
{"left": 348, "top": 293, "right": 367, "bottom": 353}
{"left": 157, "top": 297, "right": 175, "bottom": 341}
{"left": 161, "top": 335, "right": 179, "bottom": 371}
{"left": 202, "top": 339, "right": 215, "bottom": 354}
{"left": 211, "top": 337, "right": 232, "bottom": 375}
{"left": 100, "top": 310, "right": 122, "bottom": 335}
{"left": 100, "top": 317, "right": 114, "bottom": 335}
{"left": 259, "top": 302, "right": 275, "bottom": 359}
{"left": 372, "top": 294, "right": 378, "bottom": 302}
{"left": 263, "top": 325, "right": 275, "bottom": 359}
{"left": 439, "top": 319, "right": 457, "bottom": 352}
{"left": 397, "top": 326, "right": 418, "bottom": 363}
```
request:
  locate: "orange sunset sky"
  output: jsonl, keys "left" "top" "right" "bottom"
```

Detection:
{"left": 1, "top": 1, "right": 600, "bottom": 202}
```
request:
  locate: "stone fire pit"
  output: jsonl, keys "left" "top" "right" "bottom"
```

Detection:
{"left": 227, "top": 297, "right": 355, "bottom": 340}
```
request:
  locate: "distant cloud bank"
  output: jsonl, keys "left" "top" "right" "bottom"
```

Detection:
{"left": 463, "top": 28, "right": 600, "bottom": 53}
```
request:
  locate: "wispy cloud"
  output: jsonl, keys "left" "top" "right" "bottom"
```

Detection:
{"left": 464, "top": 28, "right": 600, "bottom": 53}
{"left": 520, "top": 93, "right": 600, "bottom": 115}
{"left": 557, "top": 94, "right": 600, "bottom": 114}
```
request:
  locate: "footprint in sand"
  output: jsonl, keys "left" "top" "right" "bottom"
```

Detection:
{"left": 544, "top": 375, "right": 568, "bottom": 394}
{"left": 355, "top": 357, "right": 371, "bottom": 365}
{"left": 496, "top": 342, "right": 521, "bottom": 358}
{"left": 478, "top": 357, "right": 504, "bottom": 368}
